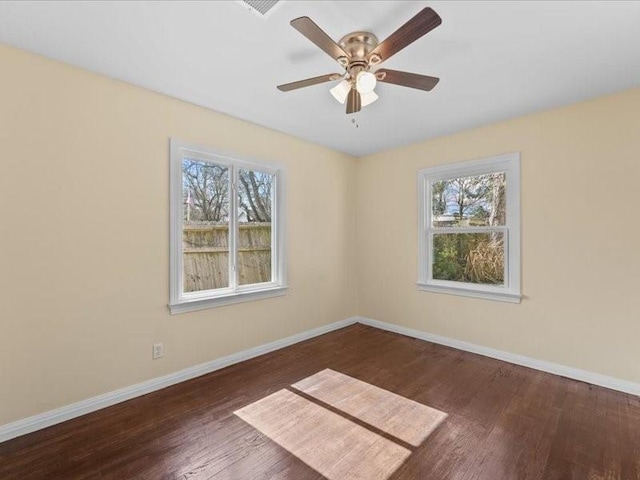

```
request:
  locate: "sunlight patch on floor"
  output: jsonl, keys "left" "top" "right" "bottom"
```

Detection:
{"left": 235, "top": 389, "right": 410, "bottom": 480}
{"left": 293, "top": 369, "right": 448, "bottom": 447}
{"left": 234, "top": 369, "right": 448, "bottom": 480}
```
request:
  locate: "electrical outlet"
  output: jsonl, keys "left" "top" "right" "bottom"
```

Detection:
{"left": 152, "top": 343, "right": 164, "bottom": 359}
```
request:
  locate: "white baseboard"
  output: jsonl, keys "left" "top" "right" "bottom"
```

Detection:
{"left": 0, "top": 317, "right": 358, "bottom": 444}
{"left": 355, "top": 316, "right": 640, "bottom": 397}
{"left": 3, "top": 315, "right": 638, "bottom": 444}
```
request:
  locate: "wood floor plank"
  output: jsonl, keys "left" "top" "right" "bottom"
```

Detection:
{"left": 1, "top": 324, "right": 639, "bottom": 480}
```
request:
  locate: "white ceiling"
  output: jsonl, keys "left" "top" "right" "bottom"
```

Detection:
{"left": 1, "top": 1, "right": 639, "bottom": 157}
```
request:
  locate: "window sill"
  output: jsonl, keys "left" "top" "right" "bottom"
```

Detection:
{"left": 169, "top": 285, "right": 289, "bottom": 314}
{"left": 417, "top": 282, "right": 521, "bottom": 304}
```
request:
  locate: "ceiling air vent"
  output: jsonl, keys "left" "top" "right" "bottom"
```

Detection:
{"left": 239, "top": 0, "right": 281, "bottom": 18}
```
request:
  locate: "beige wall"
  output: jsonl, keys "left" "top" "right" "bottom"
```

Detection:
{"left": 2, "top": 41, "right": 639, "bottom": 429}
{"left": 356, "top": 87, "right": 640, "bottom": 384}
{"left": 0, "top": 45, "right": 357, "bottom": 425}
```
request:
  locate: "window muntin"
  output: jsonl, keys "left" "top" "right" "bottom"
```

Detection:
{"left": 418, "top": 153, "right": 520, "bottom": 302}
{"left": 170, "top": 140, "right": 286, "bottom": 313}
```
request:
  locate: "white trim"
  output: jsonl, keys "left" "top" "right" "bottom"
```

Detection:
{"left": 355, "top": 317, "right": 640, "bottom": 397}
{"left": 0, "top": 317, "right": 359, "bottom": 444}
{"left": 230, "top": 164, "right": 239, "bottom": 291}
{"left": 169, "top": 285, "right": 289, "bottom": 314}
{"left": 418, "top": 152, "right": 521, "bottom": 302}
{"left": 418, "top": 152, "right": 516, "bottom": 179}
{"left": 416, "top": 282, "right": 521, "bottom": 303}
{"left": 169, "top": 138, "right": 287, "bottom": 314}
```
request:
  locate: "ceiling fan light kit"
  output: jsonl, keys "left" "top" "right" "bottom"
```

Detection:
{"left": 330, "top": 80, "right": 350, "bottom": 104}
{"left": 277, "top": 7, "right": 442, "bottom": 115}
{"left": 361, "top": 91, "right": 379, "bottom": 107}
{"left": 355, "top": 71, "right": 377, "bottom": 94}
{"left": 346, "top": 86, "right": 362, "bottom": 115}
{"left": 330, "top": 80, "right": 379, "bottom": 107}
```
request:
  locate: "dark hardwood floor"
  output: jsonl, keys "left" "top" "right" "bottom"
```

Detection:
{"left": 1, "top": 324, "right": 639, "bottom": 479}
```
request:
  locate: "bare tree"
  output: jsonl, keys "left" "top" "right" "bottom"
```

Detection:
{"left": 182, "top": 160, "right": 229, "bottom": 222}
{"left": 431, "top": 181, "right": 447, "bottom": 217}
{"left": 451, "top": 175, "right": 493, "bottom": 219}
{"left": 488, "top": 173, "right": 506, "bottom": 226}
{"left": 182, "top": 161, "right": 272, "bottom": 224}
{"left": 238, "top": 170, "right": 272, "bottom": 222}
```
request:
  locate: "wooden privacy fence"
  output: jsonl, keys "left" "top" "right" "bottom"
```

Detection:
{"left": 183, "top": 223, "right": 271, "bottom": 292}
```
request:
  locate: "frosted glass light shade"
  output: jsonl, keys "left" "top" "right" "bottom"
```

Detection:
{"left": 356, "top": 71, "right": 377, "bottom": 94}
{"left": 330, "top": 80, "right": 351, "bottom": 104}
{"left": 361, "top": 91, "right": 379, "bottom": 107}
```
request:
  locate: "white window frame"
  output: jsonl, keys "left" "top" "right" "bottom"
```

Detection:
{"left": 169, "top": 139, "right": 287, "bottom": 314}
{"left": 417, "top": 152, "right": 521, "bottom": 303}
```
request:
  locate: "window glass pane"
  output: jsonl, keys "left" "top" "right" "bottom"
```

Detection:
{"left": 432, "top": 232, "right": 504, "bottom": 285}
{"left": 431, "top": 172, "right": 506, "bottom": 227}
{"left": 237, "top": 169, "right": 273, "bottom": 285}
{"left": 182, "top": 158, "right": 230, "bottom": 292}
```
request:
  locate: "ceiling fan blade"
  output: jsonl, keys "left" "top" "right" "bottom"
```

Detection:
{"left": 376, "top": 69, "right": 439, "bottom": 91}
{"left": 290, "top": 17, "right": 350, "bottom": 64}
{"left": 346, "top": 88, "right": 361, "bottom": 114}
{"left": 277, "top": 73, "right": 342, "bottom": 92}
{"left": 369, "top": 8, "right": 441, "bottom": 63}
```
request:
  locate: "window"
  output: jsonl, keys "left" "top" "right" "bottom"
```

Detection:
{"left": 169, "top": 139, "right": 287, "bottom": 314}
{"left": 418, "top": 152, "right": 520, "bottom": 303}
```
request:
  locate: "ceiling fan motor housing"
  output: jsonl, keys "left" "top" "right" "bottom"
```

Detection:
{"left": 338, "top": 32, "right": 379, "bottom": 77}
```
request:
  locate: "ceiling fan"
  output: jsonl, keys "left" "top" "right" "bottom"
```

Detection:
{"left": 277, "top": 7, "right": 442, "bottom": 114}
